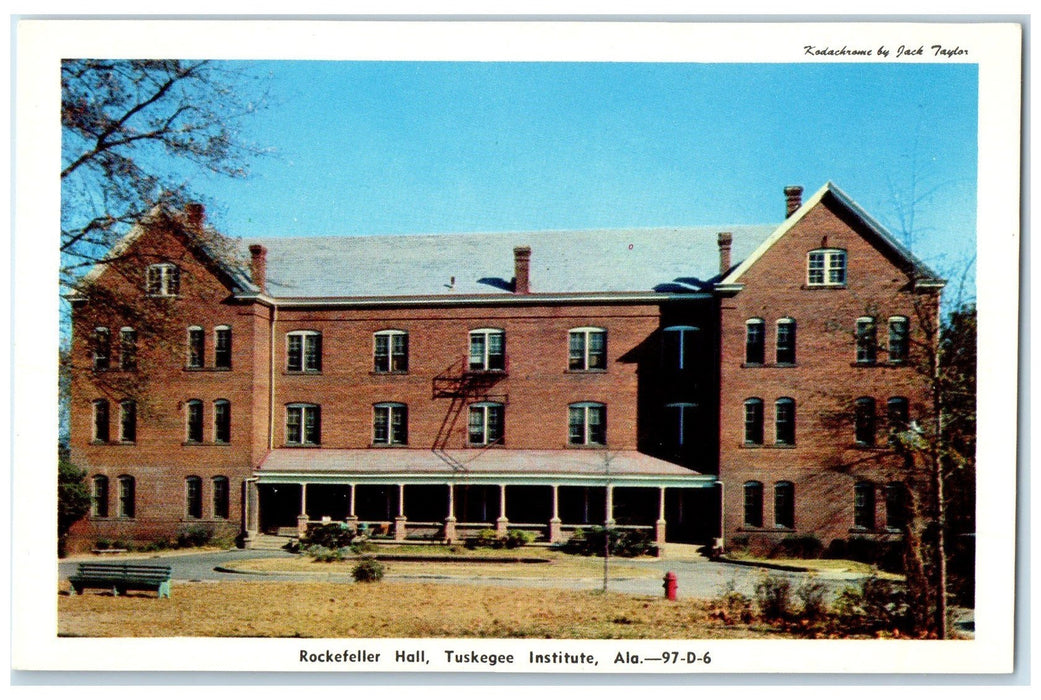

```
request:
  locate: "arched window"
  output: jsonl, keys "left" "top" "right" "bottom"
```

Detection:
{"left": 92, "top": 399, "right": 110, "bottom": 443}
{"left": 856, "top": 317, "right": 877, "bottom": 364}
{"left": 569, "top": 327, "right": 607, "bottom": 371}
{"left": 888, "top": 316, "right": 909, "bottom": 362}
{"left": 854, "top": 397, "right": 876, "bottom": 446}
{"left": 468, "top": 402, "right": 504, "bottom": 446}
{"left": 185, "top": 476, "right": 203, "bottom": 519}
{"left": 287, "top": 331, "right": 322, "bottom": 372}
{"left": 854, "top": 482, "right": 876, "bottom": 530}
{"left": 373, "top": 402, "right": 408, "bottom": 445}
{"left": 807, "top": 248, "right": 846, "bottom": 286}
{"left": 286, "top": 403, "right": 321, "bottom": 445}
{"left": 744, "top": 319, "right": 765, "bottom": 364}
{"left": 569, "top": 402, "right": 606, "bottom": 446}
{"left": 469, "top": 328, "right": 505, "bottom": 371}
{"left": 91, "top": 475, "right": 109, "bottom": 518}
{"left": 888, "top": 397, "right": 910, "bottom": 432}
{"left": 119, "top": 327, "right": 137, "bottom": 371}
{"left": 776, "top": 318, "right": 796, "bottom": 365}
{"left": 117, "top": 475, "right": 135, "bottom": 519}
{"left": 743, "top": 481, "right": 763, "bottom": 528}
{"left": 214, "top": 325, "right": 232, "bottom": 369}
{"left": 885, "top": 482, "right": 907, "bottom": 531}
{"left": 185, "top": 399, "right": 204, "bottom": 443}
{"left": 146, "top": 262, "right": 180, "bottom": 296}
{"left": 213, "top": 399, "right": 231, "bottom": 444}
{"left": 663, "top": 325, "right": 698, "bottom": 370}
{"left": 743, "top": 398, "right": 764, "bottom": 445}
{"left": 374, "top": 330, "right": 409, "bottom": 373}
{"left": 119, "top": 400, "right": 136, "bottom": 443}
{"left": 212, "top": 476, "right": 230, "bottom": 519}
{"left": 187, "top": 326, "right": 205, "bottom": 368}
{"left": 92, "top": 327, "right": 110, "bottom": 371}
{"left": 774, "top": 481, "right": 795, "bottom": 529}
{"left": 775, "top": 397, "right": 796, "bottom": 445}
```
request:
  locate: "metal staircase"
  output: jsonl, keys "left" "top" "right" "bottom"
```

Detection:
{"left": 431, "top": 357, "right": 509, "bottom": 472}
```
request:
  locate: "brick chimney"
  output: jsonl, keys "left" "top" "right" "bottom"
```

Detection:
{"left": 249, "top": 244, "right": 267, "bottom": 293}
{"left": 185, "top": 202, "right": 205, "bottom": 231}
{"left": 717, "top": 232, "right": 733, "bottom": 276}
{"left": 513, "top": 246, "right": 531, "bottom": 294}
{"left": 784, "top": 186, "right": 804, "bottom": 218}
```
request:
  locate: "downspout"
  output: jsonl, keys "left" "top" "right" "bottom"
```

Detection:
{"left": 269, "top": 304, "right": 276, "bottom": 451}
{"left": 715, "top": 479, "right": 725, "bottom": 555}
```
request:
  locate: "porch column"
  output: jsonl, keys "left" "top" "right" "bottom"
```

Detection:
{"left": 297, "top": 483, "right": 309, "bottom": 536}
{"left": 496, "top": 484, "right": 509, "bottom": 535}
{"left": 346, "top": 484, "right": 359, "bottom": 531}
{"left": 444, "top": 483, "right": 457, "bottom": 543}
{"left": 548, "top": 484, "right": 562, "bottom": 543}
{"left": 244, "top": 478, "right": 259, "bottom": 545}
{"left": 394, "top": 483, "right": 407, "bottom": 541}
{"left": 655, "top": 486, "right": 668, "bottom": 555}
{"left": 605, "top": 484, "right": 615, "bottom": 527}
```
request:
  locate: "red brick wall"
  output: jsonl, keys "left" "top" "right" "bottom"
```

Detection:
{"left": 718, "top": 195, "right": 939, "bottom": 549}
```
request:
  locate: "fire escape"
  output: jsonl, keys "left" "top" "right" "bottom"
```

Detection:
{"left": 431, "top": 356, "right": 509, "bottom": 472}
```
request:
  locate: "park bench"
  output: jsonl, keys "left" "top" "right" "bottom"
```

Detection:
{"left": 68, "top": 562, "right": 172, "bottom": 598}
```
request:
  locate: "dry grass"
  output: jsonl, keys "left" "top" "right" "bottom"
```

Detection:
{"left": 58, "top": 581, "right": 788, "bottom": 639}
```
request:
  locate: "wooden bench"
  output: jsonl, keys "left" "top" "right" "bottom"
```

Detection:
{"left": 68, "top": 563, "right": 172, "bottom": 598}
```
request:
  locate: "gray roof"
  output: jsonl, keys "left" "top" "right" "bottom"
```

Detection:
{"left": 240, "top": 225, "right": 777, "bottom": 298}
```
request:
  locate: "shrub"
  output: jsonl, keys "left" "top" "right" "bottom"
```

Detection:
{"left": 795, "top": 575, "right": 829, "bottom": 621}
{"left": 559, "top": 527, "right": 653, "bottom": 557}
{"left": 300, "top": 523, "right": 356, "bottom": 550}
{"left": 776, "top": 535, "right": 824, "bottom": 559}
{"left": 352, "top": 557, "right": 385, "bottom": 583}
{"left": 755, "top": 573, "right": 794, "bottom": 621}
{"left": 465, "top": 528, "right": 504, "bottom": 549}
{"left": 825, "top": 537, "right": 904, "bottom": 573}
{"left": 349, "top": 538, "right": 376, "bottom": 555}
{"left": 711, "top": 578, "right": 754, "bottom": 625}
{"left": 833, "top": 576, "right": 912, "bottom": 635}
{"left": 504, "top": 530, "right": 536, "bottom": 549}
{"left": 307, "top": 545, "right": 347, "bottom": 562}
{"left": 176, "top": 525, "right": 212, "bottom": 548}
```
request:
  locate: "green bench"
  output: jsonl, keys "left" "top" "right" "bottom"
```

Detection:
{"left": 68, "top": 562, "right": 172, "bottom": 598}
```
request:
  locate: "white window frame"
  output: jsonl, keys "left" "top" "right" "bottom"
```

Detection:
{"left": 373, "top": 330, "right": 409, "bottom": 373}
{"left": 146, "top": 262, "right": 180, "bottom": 297}
{"left": 807, "top": 248, "right": 846, "bottom": 286}
{"left": 743, "top": 398, "right": 764, "bottom": 445}
{"left": 373, "top": 402, "right": 408, "bottom": 446}
{"left": 568, "top": 327, "right": 607, "bottom": 371}
{"left": 185, "top": 399, "right": 204, "bottom": 443}
{"left": 888, "top": 316, "right": 909, "bottom": 362}
{"left": 775, "top": 318, "right": 796, "bottom": 365}
{"left": 568, "top": 402, "right": 607, "bottom": 446}
{"left": 468, "top": 401, "right": 504, "bottom": 446}
{"left": 212, "top": 476, "right": 230, "bottom": 520}
{"left": 287, "top": 330, "right": 322, "bottom": 373}
{"left": 774, "top": 481, "right": 796, "bottom": 529}
{"left": 117, "top": 475, "right": 135, "bottom": 519}
{"left": 118, "top": 400, "right": 136, "bottom": 443}
{"left": 185, "top": 475, "right": 203, "bottom": 520}
{"left": 213, "top": 399, "right": 231, "bottom": 444}
{"left": 286, "top": 403, "right": 321, "bottom": 445}
{"left": 187, "top": 326, "right": 205, "bottom": 368}
{"left": 774, "top": 397, "right": 796, "bottom": 446}
{"left": 91, "top": 475, "right": 109, "bottom": 518}
{"left": 744, "top": 319, "right": 765, "bottom": 365}
{"left": 856, "top": 316, "right": 877, "bottom": 364}
{"left": 214, "top": 325, "right": 232, "bottom": 369}
{"left": 93, "top": 326, "right": 110, "bottom": 371}
{"left": 469, "top": 328, "right": 506, "bottom": 372}
{"left": 92, "top": 399, "right": 110, "bottom": 443}
{"left": 119, "top": 327, "right": 137, "bottom": 371}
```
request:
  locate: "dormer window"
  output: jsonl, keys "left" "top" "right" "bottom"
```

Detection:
{"left": 807, "top": 248, "right": 846, "bottom": 286}
{"left": 146, "top": 263, "right": 180, "bottom": 296}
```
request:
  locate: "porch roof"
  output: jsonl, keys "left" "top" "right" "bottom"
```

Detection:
{"left": 255, "top": 448, "right": 715, "bottom": 488}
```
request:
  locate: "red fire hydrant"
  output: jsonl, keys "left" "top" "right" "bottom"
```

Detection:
{"left": 663, "top": 571, "right": 678, "bottom": 601}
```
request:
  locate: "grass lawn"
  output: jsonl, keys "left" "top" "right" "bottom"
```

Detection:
{"left": 57, "top": 581, "right": 789, "bottom": 639}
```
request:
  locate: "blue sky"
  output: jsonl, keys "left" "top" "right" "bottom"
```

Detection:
{"left": 194, "top": 61, "right": 977, "bottom": 294}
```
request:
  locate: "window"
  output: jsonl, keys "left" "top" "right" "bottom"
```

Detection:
{"left": 807, "top": 248, "right": 846, "bottom": 286}
{"left": 888, "top": 397, "right": 910, "bottom": 434}
{"left": 745, "top": 319, "right": 765, "bottom": 364}
{"left": 854, "top": 397, "right": 876, "bottom": 446}
{"left": 146, "top": 262, "right": 180, "bottom": 296}
{"left": 373, "top": 403, "right": 408, "bottom": 445}
{"left": 774, "top": 481, "right": 795, "bottom": 529}
{"left": 568, "top": 402, "right": 606, "bottom": 446}
{"left": 117, "top": 475, "right": 135, "bottom": 519}
{"left": 374, "top": 330, "right": 408, "bottom": 373}
{"left": 287, "top": 331, "right": 322, "bottom": 372}
{"left": 187, "top": 327, "right": 205, "bottom": 368}
{"left": 92, "top": 399, "right": 109, "bottom": 442}
{"left": 776, "top": 318, "right": 796, "bottom": 364}
{"left": 186, "top": 399, "right": 204, "bottom": 443}
{"left": 186, "top": 476, "right": 203, "bottom": 519}
{"left": 469, "top": 329, "right": 505, "bottom": 371}
{"left": 856, "top": 317, "right": 877, "bottom": 363}
{"left": 743, "top": 481, "right": 763, "bottom": 528}
{"left": 92, "top": 327, "right": 110, "bottom": 370}
{"left": 91, "top": 475, "right": 109, "bottom": 518}
{"left": 743, "top": 398, "right": 764, "bottom": 445}
{"left": 885, "top": 482, "right": 907, "bottom": 531}
{"left": 213, "top": 476, "right": 230, "bottom": 519}
{"left": 119, "top": 400, "right": 136, "bottom": 443}
{"left": 888, "top": 316, "right": 909, "bottom": 362}
{"left": 854, "top": 482, "right": 876, "bottom": 530}
{"left": 665, "top": 402, "right": 696, "bottom": 447}
{"left": 214, "top": 326, "right": 232, "bottom": 369}
{"left": 119, "top": 327, "right": 137, "bottom": 371}
{"left": 663, "top": 325, "right": 697, "bottom": 370}
{"left": 213, "top": 399, "right": 231, "bottom": 444}
{"left": 286, "top": 404, "right": 321, "bottom": 445}
{"left": 569, "top": 327, "right": 607, "bottom": 371}
{"left": 468, "top": 402, "right": 504, "bottom": 446}
{"left": 775, "top": 398, "right": 796, "bottom": 445}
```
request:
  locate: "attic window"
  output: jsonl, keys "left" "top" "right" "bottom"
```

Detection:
{"left": 146, "top": 263, "right": 180, "bottom": 296}
{"left": 807, "top": 249, "right": 846, "bottom": 286}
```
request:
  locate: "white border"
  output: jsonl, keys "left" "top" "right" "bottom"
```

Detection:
{"left": 12, "top": 19, "right": 1022, "bottom": 675}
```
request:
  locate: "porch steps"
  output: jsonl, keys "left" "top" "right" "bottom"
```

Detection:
{"left": 248, "top": 533, "right": 296, "bottom": 551}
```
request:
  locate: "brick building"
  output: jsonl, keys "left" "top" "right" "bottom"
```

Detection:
{"left": 66, "top": 182, "right": 943, "bottom": 553}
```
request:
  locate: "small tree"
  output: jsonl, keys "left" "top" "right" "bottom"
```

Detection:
{"left": 58, "top": 452, "right": 91, "bottom": 557}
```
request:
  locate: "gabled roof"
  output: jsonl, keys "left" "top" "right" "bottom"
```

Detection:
{"left": 719, "top": 182, "right": 945, "bottom": 288}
